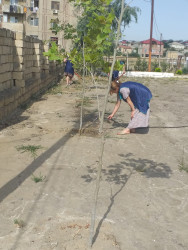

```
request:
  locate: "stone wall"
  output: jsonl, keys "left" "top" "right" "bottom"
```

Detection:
{"left": 0, "top": 28, "right": 63, "bottom": 122}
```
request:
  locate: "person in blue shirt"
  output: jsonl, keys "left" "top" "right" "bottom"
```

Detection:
{"left": 108, "top": 79, "right": 152, "bottom": 135}
{"left": 64, "top": 58, "right": 74, "bottom": 86}
{"left": 111, "top": 64, "right": 126, "bottom": 81}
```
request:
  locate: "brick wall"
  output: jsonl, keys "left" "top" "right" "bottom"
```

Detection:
{"left": 0, "top": 28, "right": 63, "bottom": 122}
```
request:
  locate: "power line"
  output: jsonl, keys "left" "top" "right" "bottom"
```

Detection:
{"left": 153, "top": 11, "right": 161, "bottom": 40}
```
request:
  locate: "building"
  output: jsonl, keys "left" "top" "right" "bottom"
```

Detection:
{"left": 1, "top": 0, "right": 26, "bottom": 32}
{"left": 169, "top": 42, "right": 185, "bottom": 50}
{"left": 138, "top": 38, "right": 164, "bottom": 58}
{"left": 166, "top": 50, "right": 183, "bottom": 60}
{"left": 182, "top": 41, "right": 188, "bottom": 49}
{"left": 118, "top": 45, "right": 132, "bottom": 54}
{"left": 0, "top": 0, "right": 78, "bottom": 50}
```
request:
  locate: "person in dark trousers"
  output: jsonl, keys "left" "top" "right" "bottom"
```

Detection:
{"left": 108, "top": 79, "right": 152, "bottom": 135}
{"left": 111, "top": 64, "right": 126, "bottom": 81}
{"left": 64, "top": 58, "right": 74, "bottom": 86}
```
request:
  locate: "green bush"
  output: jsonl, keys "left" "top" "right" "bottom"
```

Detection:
{"left": 161, "top": 61, "right": 168, "bottom": 72}
{"left": 176, "top": 70, "right": 182, "bottom": 75}
{"left": 182, "top": 67, "right": 188, "bottom": 74}
{"left": 151, "top": 60, "right": 159, "bottom": 71}
{"left": 155, "top": 67, "right": 161, "bottom": 72}
{"left": 134, "top": 58, "right": 148, "bottom": 71}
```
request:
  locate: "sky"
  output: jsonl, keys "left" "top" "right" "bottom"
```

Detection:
{"left": 122, "top": 0, "right": 188, "bottom": 42}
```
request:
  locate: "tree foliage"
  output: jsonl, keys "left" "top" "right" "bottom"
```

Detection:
{"left": 109, "top": 0, "right": 140, "bottom": 31}
{"left": 44, "top": 0, "right": 140, "bottom": 75}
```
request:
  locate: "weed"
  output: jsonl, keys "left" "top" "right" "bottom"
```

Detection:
{"left": 16, "top": 145, "right": 43, "bottom": 159}
{"left": 46, "top": 84, "right": 62, "bottom": 95}
{"left": 20, "top": 103, "right": 30, "bottom": 110}
{"left": 178, "top": 159, "right": 188, "bottom": 173}
{"left": 31, "top": 173, "right": 46, "bottom": 183}
{"left": 31, "top": 94, "right": 39, "bottom": 101}
{"left": 178, "top": 148, "right": 188, "bottom": 173}
{"left": 56, "top": 112, "right": 63, "bottom": 118}
{"left": 14, "top": 219, "right": 25, "bottom": 228}
{"left": 75, "top": 97, "right": 92, "bottom": 107}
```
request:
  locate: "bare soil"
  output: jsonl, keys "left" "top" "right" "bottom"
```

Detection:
{"left": 0, "top": 76, "right": 188, "bottom": 250}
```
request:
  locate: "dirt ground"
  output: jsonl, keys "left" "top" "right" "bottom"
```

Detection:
{"left": 0, "top": 76, "right": 188, "bottom": 250}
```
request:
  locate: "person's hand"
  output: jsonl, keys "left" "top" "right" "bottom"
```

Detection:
{"left": 131, "top": 110, "right": 135, "bottom": 119}
{"left": 108, "top": 114, "right": 113, "bottom": 120}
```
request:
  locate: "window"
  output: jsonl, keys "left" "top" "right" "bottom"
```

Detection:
{"left": 50, "top": 37, "right": 58, "bottom": 45}
{"left": 50, "top": 18, "right": 59, "bottom": 29}
{"left": 10, "top": 0, "right": 18, "bottom": 5}
{"left": 30, "top": 17, "right": 39, "bottom": 26}
{"left": 51, "top": 1, "right": 60, "bottom": 10}
{"left": 30, "top": 0, "right": 34, "bottom": 7}
{"left": 3, "top": 14, "right": 8, "bottom": 22}
{"left": 30, "top": 0, "right": 39, "bottom": 8}
{"left": 10, "top": 16, "right": 18, "bottom": 23}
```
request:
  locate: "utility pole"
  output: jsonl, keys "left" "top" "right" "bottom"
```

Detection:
{"left": 148, "top": 0, "right": 154, "bottom": 72}
{"left": 159, "top": 33, "right": 162, "bottom": 68}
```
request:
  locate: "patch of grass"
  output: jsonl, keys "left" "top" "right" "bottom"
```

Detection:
{"left": 178, "top": 149, "right": 188, "bottom": 173}
{"left": 30, "top": 93, "right": 39, "bottom": 101}
{"left": 46, "top": 84, "right": 62, "bottom": 95}
{"left": 75, "top": 97, "right": 93, "bottom": 107}
{"left": 20, "top": 103, "right": 30, "bottom": 110}
{"left": 56, "top": 112, "right": 63, "bottom": 118}
{"left": 14, "top": 219, "right": 25, "bottom": 228}
{"left": 31, "top": 173, "right": 46, "bottom": 183}
{"left": 178, "top": 160, "right": 188, "bottom": 173}
{"left": 16, "top": 145, "right": 43, "bottom": 159}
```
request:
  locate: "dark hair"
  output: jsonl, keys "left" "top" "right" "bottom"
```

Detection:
{"left": 110, "top": 79, "right": 121, "bottom": 92}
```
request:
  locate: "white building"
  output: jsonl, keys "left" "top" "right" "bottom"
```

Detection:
{"left": 169, "top": 42, "right": 185, "bottom": 50}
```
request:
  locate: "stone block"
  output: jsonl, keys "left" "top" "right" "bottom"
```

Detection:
{"left": 0, "top": 72, "right": 12, "bottom": 83}
{"left": 15, "top": 40, "right": 24, "bottom": 48}
{"left": 15, "top": 47, "right": 24, "bottom": 56}
{"left": 32, "top": 67, "right": 40, "bottom": 73}
{"left": 1, "top": 46, "right": 11, "bottom": 54}
{"left": 4, "top": 80, "right": 12, "bottom": 90}
{"left": 0, "top": 94, "right": 4, "bottom": 108}
{"left": 13, "top": 55, "right": 23, "bottom": 63}
{"left": 16, "top": 32, "right": 24, "bottom": 40}
{"left": 33, "top": 43, "right": 40, "bottom": 49}
{"left": 0, "top": 107, "right": 5, "bottom": 121}
{"left": 4, "top": 37, "right": 14, "bottom": 46}
{"left": 13, "top": 62, "right": 25, "bottom": 71}
{"left": 12, "top": 72, "right": 24, "bottom": 80}
{"left": 6, "top": 29, "right": 15, "bottom": 39}
{"left": 0, "top": 29, "right": 7, "bottom": 37}
{"left": 4, "top": 91, "right": 14, "bottom": 105}
{"left": 15, "top": 79, "right": 25, "bottom": 87}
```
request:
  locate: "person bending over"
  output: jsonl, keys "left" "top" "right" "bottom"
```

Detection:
{"left": 108, "top": 79, "right": 152, "bottom": 135}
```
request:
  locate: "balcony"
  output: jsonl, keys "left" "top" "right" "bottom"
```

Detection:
{"left": 2, "top": 4, "right": 24, "bottom": 14}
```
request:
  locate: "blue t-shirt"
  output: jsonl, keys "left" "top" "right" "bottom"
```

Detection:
{"left": 119, "top": 81, "right": 152, "bottom": 114}
{"left": 64, "top": 60, "right": 74, "bottom": 75}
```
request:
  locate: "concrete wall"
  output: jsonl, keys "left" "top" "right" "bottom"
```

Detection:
{"left": 0, "top": 28, "right": 63, "bottom": 122}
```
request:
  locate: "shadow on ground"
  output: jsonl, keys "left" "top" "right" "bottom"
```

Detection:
{"left": 82, "top": 152, "right": 172, "bottom": 245}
